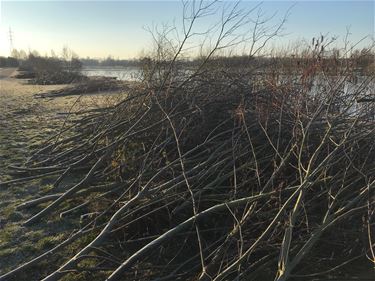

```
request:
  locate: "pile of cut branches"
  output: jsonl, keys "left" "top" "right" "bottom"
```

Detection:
{"left": 1, "top": 60, "right": 374, "bottom": 280}
{"left": 1, "top": 1, "right": 374, "bottom": 280}
{"left": 35, "top": 77, "right": 134, "bottom": 98}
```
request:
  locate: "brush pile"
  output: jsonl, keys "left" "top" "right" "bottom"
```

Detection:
{"left": 35, "top": 77, "right": 131, "bottom": 98}
{"left": 1, "top": 55, "right": 374, "bottom": 281}
{"left": 15, "top": 54, "right": 86, "bottom": 85}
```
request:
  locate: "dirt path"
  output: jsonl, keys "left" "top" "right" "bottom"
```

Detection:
{"left": 0, "top": 72, "right": 123, "bottom": 279}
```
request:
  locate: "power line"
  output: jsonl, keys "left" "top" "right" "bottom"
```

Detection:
{"left": 8, "top": 27, "right": 14, "bottom": 54}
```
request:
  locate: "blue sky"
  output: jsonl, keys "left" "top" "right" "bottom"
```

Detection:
{"left": 0, "top": 1, "right": 373, "bottom": 58}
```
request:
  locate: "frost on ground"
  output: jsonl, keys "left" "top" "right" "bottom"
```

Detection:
{"left": 0, "top": 70, "right": 123, "bottom": 279}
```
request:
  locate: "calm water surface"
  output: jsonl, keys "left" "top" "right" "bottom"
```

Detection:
{"left": 82, "top": 66, "right": 141, "bottom": 81}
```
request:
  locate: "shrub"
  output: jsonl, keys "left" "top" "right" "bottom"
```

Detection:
{"left": 0, "top": 56, "right": 19, "bottom": 67}
{"left": 19, "top": 54, "right": 86, "bottom": 85}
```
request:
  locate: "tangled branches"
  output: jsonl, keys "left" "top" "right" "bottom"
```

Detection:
{"left": 1, "top": 60, "right": 374, "bottom": 280}
{"left": 1, "top": 1, "right": 374, "bottom": 280}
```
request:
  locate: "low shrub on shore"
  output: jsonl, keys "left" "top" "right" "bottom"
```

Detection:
{"left": 16, "top": 54, "right": 86, "bottom": 85}
{"left": 0, "top": 56, "right": 19, "bottom": 67}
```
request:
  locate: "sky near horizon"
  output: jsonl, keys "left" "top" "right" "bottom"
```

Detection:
{"left": 0, "top": 1, "right": 374, "bottom": 59}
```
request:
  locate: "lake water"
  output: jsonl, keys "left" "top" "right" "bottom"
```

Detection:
{"left": 82, "top": 66, "right": 141, "bottom": 81}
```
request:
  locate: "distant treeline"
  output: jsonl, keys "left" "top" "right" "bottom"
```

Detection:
{"left": 81, "top": 57, "right": 140, "bottom": 67}
{"left": 3, "top": 46, "right": 373, "bottom": 75}
{"left": 190, "top": 50, "right": 374, "bottom": 76}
